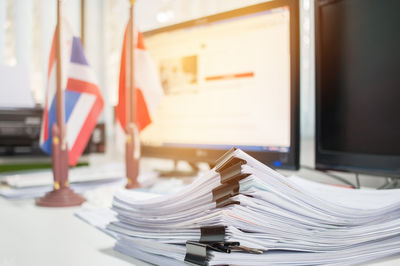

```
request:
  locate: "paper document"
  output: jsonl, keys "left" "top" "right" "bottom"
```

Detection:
{"left": 76, "top": 149, "right": 400, "bottom": 265}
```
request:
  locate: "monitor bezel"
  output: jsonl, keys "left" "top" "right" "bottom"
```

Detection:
{"left": 314, "top": 0, "right": 400, "bottom": 177}
{"left": 141, "top": 0, "right": 300, "bottom": 170}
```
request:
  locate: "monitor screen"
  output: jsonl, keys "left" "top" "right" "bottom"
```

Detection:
{"left": 141, "top": 0, "right": 299, "bottom": 169}
{"left": 315, "top": 0, "right": 400, "bottom": 175}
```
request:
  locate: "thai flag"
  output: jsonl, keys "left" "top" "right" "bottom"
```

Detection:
{"left": 115, "top": 22, "right": 163, "bottom": 147}
{"left": 40, "top": 21, "right": 104, "bottom": 166}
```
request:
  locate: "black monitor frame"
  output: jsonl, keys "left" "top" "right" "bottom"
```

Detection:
{"left": 315, "top": 0, "right": 400, "bottom": 177}
{"left": 141, "top": 0, "right": 300, "bottom": 170}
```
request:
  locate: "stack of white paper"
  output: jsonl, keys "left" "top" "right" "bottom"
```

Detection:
{"left": 78, "top": 149, "right": 400, "bottom": 265}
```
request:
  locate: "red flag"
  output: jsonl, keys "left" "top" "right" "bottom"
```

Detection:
{"left": 115, "top": 23, "right": 163, "bottom": 137}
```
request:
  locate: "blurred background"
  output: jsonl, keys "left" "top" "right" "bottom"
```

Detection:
{"left": 0, "top": 0, "right": 314, "bottom": 145}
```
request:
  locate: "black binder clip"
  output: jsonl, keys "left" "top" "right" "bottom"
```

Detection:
{"left": 214, "top": 148, "right": 247, "bottom": 174}
{"left": 212, "top": 148, "right": 249, "bottom": 208}
{"left": 184, "top": 241, "right": 209, "bottom": 266}
{"left": 199, "top": 226, "right": 226, "bottom": 243}
{"left": 214, "top": 147, "right": 237, "bottom": 169}
{"left": 184, "top": 226, "right": 243, "bottom": 265}
{"left": 218, "top": 161, "right": 249, "bottom": 184}
{"left": 184, "top": 241, "right": 240, "bottom": 266}
{"left": 212, "top": 182, "right": 241, "bottom": 208}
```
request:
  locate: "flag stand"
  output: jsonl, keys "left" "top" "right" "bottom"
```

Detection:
{"left": 125, "top": 0, "right": 141, "bottom": 189}
{"left": 36, "top": 0, "right": 85, "bottom": 207}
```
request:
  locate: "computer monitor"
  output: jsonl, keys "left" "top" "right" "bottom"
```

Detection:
{"left": 315, "top": 0, "right": 400, "bottom": 176}
{"left": 141, "top": 0, "right": 300, "bottom": 169}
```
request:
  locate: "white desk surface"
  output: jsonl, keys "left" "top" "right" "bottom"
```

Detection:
{"left": 1, "top": 139, "right": 400, "bottom": 266}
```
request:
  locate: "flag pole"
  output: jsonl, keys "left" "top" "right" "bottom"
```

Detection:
{"left": 36, "top": 0, "right": 85, "bottom": 207}
{"left": 81, "top": 0, "right": 85, "bottom": 47}
{"left": 125, "top": 0, "right": 140, "bottom": 189}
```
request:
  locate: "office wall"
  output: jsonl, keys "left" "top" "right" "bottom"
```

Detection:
{"left": 0, "top": 0, "right": 315, "bottom": 140}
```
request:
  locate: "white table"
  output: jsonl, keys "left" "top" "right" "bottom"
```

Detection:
{"left": 0, "top": 197, "right": 149, "bottom": 266}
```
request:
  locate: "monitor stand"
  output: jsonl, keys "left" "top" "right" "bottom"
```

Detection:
{"left": 157, "top": 161, "right": 200, "bottom": 177}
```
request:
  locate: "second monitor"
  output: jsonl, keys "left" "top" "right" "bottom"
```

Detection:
{"left": 141, "top": 0, "right": 300, "bottom": 169}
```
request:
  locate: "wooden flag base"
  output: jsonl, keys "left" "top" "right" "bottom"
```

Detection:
{"left": 36, "top": 187, "right": 85, "bottom": 207}
{"left": 125, "top": 178, "right": 140, "bottom": 189}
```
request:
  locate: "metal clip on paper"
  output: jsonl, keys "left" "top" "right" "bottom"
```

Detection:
{"left": 184, "top": 241, "right": 209, "bottom": 266}
{"left": 184, "top": 226, "right": 240, "bottom": 266}
{"left": 199, "top": 226, "right": 226, "bottom": 243}
{"left": 212, "top": 148, "right": 249, "bottom": 208}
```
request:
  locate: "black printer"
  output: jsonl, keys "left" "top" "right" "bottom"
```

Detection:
{"left": 0, "top": 107, "right": 44, "bottom": 156}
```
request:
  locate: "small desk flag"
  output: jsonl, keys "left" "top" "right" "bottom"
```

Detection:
{"left": 115, "top": 23, "right": 163, "bottom": 139}
{"left": 40, "top": 21, "right": 104, "bottom": 166}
